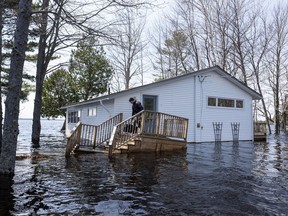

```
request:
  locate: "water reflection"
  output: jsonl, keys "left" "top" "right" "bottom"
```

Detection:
{"left": 1, "top": 120, "right": 288, "bottom": 215}
{"left": 0, "top": 176, "right": 14, "bottom": 215}
{"left": 63, "top": 152, "right": 189, "bottom": 215}
{"left": 251, "top": 134, "right": 288, "bottom": 215}
{"left": 232, "top": 141, "right": 239, "bottom": 166}
{"left": 213, "top": 142, "right": 223, "bottom": 165}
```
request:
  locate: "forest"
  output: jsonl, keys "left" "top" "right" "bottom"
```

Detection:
{"left": 0, "top": 0, "right": 288, "bottom": 175}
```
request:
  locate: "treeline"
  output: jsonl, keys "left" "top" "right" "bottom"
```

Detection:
{"left": 150, "top": 0, "right": 288, "bottom": 135}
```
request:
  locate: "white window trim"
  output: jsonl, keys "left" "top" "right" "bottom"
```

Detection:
{"left": 207, "top": 96, "right": 244, "bottom": 109}
{"left": 87, "top": 107, "right": 97, "bottom": 116}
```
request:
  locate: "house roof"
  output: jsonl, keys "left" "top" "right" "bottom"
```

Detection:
{"left": 62, "top": 65, "right": 262, "bottom": 109}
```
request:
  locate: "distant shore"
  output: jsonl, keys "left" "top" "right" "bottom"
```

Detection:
{"left": 19, "top": 118, "right": 65, "bottom": 121}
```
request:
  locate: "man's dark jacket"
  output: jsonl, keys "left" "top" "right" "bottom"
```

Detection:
{"left": 132, "top": 101, "right": 144, "bottom": 115}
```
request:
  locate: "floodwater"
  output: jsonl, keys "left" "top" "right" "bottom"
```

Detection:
{"left": 0, "top": 119, "right": 287, "bottom": 215}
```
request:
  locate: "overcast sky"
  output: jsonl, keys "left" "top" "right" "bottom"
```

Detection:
{"left": 18, "top": 0, "right": 171, "bottom": 119}
{"left": 18, "top": 0, "right": 285, "bottom": 119}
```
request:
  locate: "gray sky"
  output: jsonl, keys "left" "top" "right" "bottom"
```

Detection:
{"left": 18, "top": 0, "right": 285, "bottom": 118}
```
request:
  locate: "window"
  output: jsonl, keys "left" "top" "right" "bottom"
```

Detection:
{"left": 208, "top": 97, "right": 244, "bottom": 109}
{"left": 236, "top": 100, "right": 243, "bottom": 108}
{"left": 208, "top": 97, "right": 216, "bottom": 106}
{"left": 87, "top": 107, "right": 97, "bottom": 116}
{"left": 143, "top": 95, "right": 157, "bottom": 111}
{"left": 68, "top": 111, "right": 79, "bottom": 123}
{"left": 218, "top": 98, "right": 234, "bottom": 107}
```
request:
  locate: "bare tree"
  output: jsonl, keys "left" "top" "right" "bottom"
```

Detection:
{"left": 174, "top": 0, "right": 234, "bottom": 72}
{"left": 157, "top": 0, "right": 256, "bottom": 78}
{"left": 247, "top": 16, "right": 272, "bottom": 134}
{"left": 31, "top": 0, "right": 150, "bottom": 145}
{"left": 151, "top": 16, "right": 192, "bottom": 79}
{"left": 226, "top": 0, "right": 259, "bottom": 84}
{"left": 0, "top": 0, "right": 32, "bottom": 175}
{"left": 175, "top": 0, "right": 201, "bottom": 71}
{"left": 0, "top": 1, "right": 3, "bottom": 154}
{"left": 109, "top": 7, "right": 147, "bottom": 90}
{"left": 266, "top": 4, "right": 288, "bottom": 134}
{"left": 31, "top": 0, "right": 51, "bottom": 146}
{"left": 149, "top": 23, "right": 172, "bottom": 80}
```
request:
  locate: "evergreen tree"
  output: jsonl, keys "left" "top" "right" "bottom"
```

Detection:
{"left": 41, "top": 69, "right": 77, "bottom": 119}
{"left": 1, "top": 1, "right": 37, "bottom": 101}
{"left": 69, "top": 37, "right": 114, "bottom": 101}
{"left": 154, "top": 30, "right": 189, "bottom": 81}
{"left": 41, "top": 37, "right": 114, "bottom": 125}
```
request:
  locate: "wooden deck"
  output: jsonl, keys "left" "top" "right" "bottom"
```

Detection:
{"left": 254, "top": 122, "right": 267, "bottom": 141}
{"left": 65, "top": 111, "right": 189, "bottom": 157}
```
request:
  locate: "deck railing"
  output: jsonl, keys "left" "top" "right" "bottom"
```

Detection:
{"left": 66, "top": 122, "right": 82, "bottom": 157}
{"left": 109, "top": 111, "right": 189, "bottom": 156}
{"left": 254, "top": 122, "right": 266, "bottom": 134}
{"left": 80, "top": 113, "right": 123, "bottom": 148}
{"left": 254, "top": 121, "right": 266, "bottom": 140}
{"left": 65, "top": 113, "right": 123, "bottom": 156}
{"left": 109, "top": 111, "right": 144, "bottom": 151}
{"left": 142, "top": 111, "right": 189, "bottom": 139}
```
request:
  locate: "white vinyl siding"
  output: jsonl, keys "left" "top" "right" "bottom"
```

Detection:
{"left": 65, "top": 68, "right": 256, "bottom": 142}
{"left": 66, "top": 100, "right": 114, "bottom": 133}
{"left": 81, "top": 101, "right": 114, "bottom": 126}
{"left": 113, "top": 77, "right": 195, "bottom": 141}
{"left": 196, "top": 72, "right": 253, "bottom": 142}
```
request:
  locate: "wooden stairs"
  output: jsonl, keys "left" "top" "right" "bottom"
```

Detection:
{"left": 66, "top": 111, "right": 189, "bottom": 157}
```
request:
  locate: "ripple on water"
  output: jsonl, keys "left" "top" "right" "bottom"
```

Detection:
{"left": 1, "top": 120, "right": 288, "bottom": 215}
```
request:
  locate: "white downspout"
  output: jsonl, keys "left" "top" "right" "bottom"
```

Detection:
{"left": 194, "top": 76, "right": 197, "bottom": 142}
{"left": 100, "top": 98, "right": 111, "bottom": 118}
{"left": 65, "top": 109, "right": 69, "bottom": 137}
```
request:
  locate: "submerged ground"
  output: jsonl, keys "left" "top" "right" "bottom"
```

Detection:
{"left": 0, "top": 119, "right": 287, "bottom": 215}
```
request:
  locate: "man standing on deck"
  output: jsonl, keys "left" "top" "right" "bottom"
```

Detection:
{"left": 127, "top": 97, "right": 144, "bottom": 133}
{"left": 129, "top": 97, "right": 143, "bottom": 116}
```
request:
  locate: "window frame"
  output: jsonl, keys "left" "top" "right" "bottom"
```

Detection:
{"left": 208, "top": 97, "right": 217, "bottom": 106}
{"left": 217, "top": 98, "right": 235, "bottom": 107}
{"left": 87, "top": 107, "right": 97, "bottom": 116}
{"left": 236, "top": 100, "right": 244, "bottom": 108}
{"left": 68, "top": 111, "right": 80, "bottom": 123}
{"left": 207, "top": 97, "right": 244, "bottom": 109}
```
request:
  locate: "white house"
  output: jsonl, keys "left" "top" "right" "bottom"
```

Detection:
{"left": 63, "top": 66, "right": 262, "bottom": 143}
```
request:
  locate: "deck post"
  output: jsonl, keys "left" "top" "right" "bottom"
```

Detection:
{"left": 140, "top": 112, "right": 145, "bottom": 134}
{"left": 156, "top": 113, "right": 160, "bottom": 136}
{"left": 120, "top": 113, "right": 123, "bottom": 122}
{"left": 76, "top": 123, "right": 82, "bottom": 146}
{"left": 108, "top": 145, "right": 113, "bottom": 158}
{"left": 92, "top": 126, "right": 97, "bottom": 149}
{"left": 184, "top": 119, "right": 189, "bottom": 141}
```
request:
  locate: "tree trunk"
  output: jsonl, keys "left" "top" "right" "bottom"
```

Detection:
{"left": 256, "top": 77, "right": 272, "bottom": 134}
{"left": 31, "top": 0, "right": 49, "bottom": 146}
{"left": 0, "top": 2, "right": 3, "bottom": 155}
{"left": 282, "top": 111, "right": 286, "bottom": 132}
{"left": 275, "top": 91, "right": 280, "bottom": 134}
{"left": 0, "top": 0, "right": 32, "bottom": 175}
{"left": 275, "top": 59, "right": 280, "bottom": 134}
{"left": 61, "top": 118, "right": 66, "bottom": 131}
{"left": 31, "top": 75, "right": 45, "bottom": 146}
{"left": 0, "top": 176, "right": 14, "bottom": 213}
